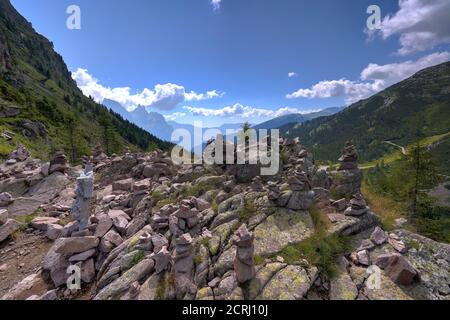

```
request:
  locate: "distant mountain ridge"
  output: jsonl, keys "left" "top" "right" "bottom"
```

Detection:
{"left": 253, "top": 107, "right": 342, "bottom": 131}
{"left": 280, "top": 62, "right": 450, "bottom": 162}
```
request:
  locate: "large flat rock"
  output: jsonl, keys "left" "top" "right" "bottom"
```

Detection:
{"left": 253, "top": 209, "right": 314, "bottom": 256}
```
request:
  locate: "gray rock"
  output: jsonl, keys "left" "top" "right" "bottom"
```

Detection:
{"left": 55, "top": 236, "right": 99, "bottom": 255}
{"left": 371, "top": 226, "right": 388, "bottom": 245}
{"left": 0, "top": 219, "right": 20, "bottom": 242}
{"left": 69, "top": 249, "right": 96, "bottom": 262}
{"left": 46, "top": 223, "right": 64, "bottom": 240}
{"left": 30, "top": 217, "right": 60, "bottom": 231}
{"left": 0, "top": 208, "right": 8, "bottom": 225}
{"left": 384, "top": 254, "right": 417, "bottom": 285}
{"left": 95, "top": 258, "right": 155, "bottom": 300}
{"left": 94, "top": 214, "right": 113, "bottom": 237}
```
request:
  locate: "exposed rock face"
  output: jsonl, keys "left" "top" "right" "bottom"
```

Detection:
{"left": 48, "top": 151, "right": 68, "bottom": 175}
{"left": 232, "top": 224, "right": 255, "bottom": 284}
{"left": 1, "top": 134, "right": 448, "bottom": 302}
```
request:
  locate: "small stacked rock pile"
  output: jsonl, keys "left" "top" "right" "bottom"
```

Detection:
{"left": 333, "top": 141, "right": 362, "bottom": 197}
{"left": 92, "top": 145, "right": 108, "bottom": 165}
{"left": 249, "top": 176, "right": 264, "bottom": 192}
{"left": 152, "top": 204, "right": 176, "bottom": 231}
{"left": 232, "top": 224, "right": 255, "bottom": 284}
{"left": 6, "top": 144, "right": 30, "bottom": 164}
{"left": 344, "top": 193, "right": 368, "bottom": 216}
{"left": 171, "top": 200, "right": 202, "bottom": 236}
{"left": 173, "top": 233, "right": 196, "bottom": 298}
{"left": 48, "top": 151, "right": 68, "bottom": 175}
{"left": 141, "top": 149, "right": 174, "bottom": 179}
{"left": 267, "top": 181, "right": 281, "bottom": 201}
{"left": 338, "top": 141, "right": 358, "bottom": 170}
{"left": 288, "top": 169, "right": 312, "bottom": 191}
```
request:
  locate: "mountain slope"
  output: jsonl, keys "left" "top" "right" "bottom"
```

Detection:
{"left": 253, "top": 107, "right": 342, "bottom": 131}
{"left": 103, "top": 99, "right": 174, "bottom": 141}
{"left": 280, "top": 62, "right": 450, "bottom": 162}
{"left": 0, "top": 0, "right": 171, "bottom": 161}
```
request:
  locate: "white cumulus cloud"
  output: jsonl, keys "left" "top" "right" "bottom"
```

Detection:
{"left": 288, "top": 72, "right": 298, "bottom": 78}
{"left": 211, "top": 0, "right": 222, "bottom": 11}
{"left": 164, "top": 112, "right": 187, "bottom": 121}
{"left": 371, "top": 0, "right": 450, "bottom": 55}
{"left": 184, "top": 104, "right": 321, "bottom": 118}
{"left": 286, "top": 51, "right": 450, "bottom": 104}
{"left": 72, "top": 68, "right": 224, "bottom": 111}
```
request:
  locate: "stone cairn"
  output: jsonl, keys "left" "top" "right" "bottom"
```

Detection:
{"left": 344, "top": 193, "right": 368, "bottom": 216}
{"left": 267, "top": 181, "right": 281, "bottom": 201}
{"left": 338, "top": 141, "right": 358, "bottom": 170}
{"left": 152, "top": 204, "right": 176, "bottom": 231}
{"left": 172, "top": 199, "right": 202, "bottom": 236}
{"left": 7, "top": 144, "right": 30, "bottom": 164}
{"left": 49, "top": 151, "right": 68, "bottom": 175}
{"left": 71, "top": 168, "right": 94, "bottom": 231}
{"left": 92, "top": 145, "right": 107, "bottom": 165}
{"left": 232, "top": 224, "right": 255, "bottom": 284}
{"left": 249, "top": 176, "right": 265, "bottom": 192}
{"left": 142, "top": 149, "right": 174, "bottom": 179}
{"left": 173, "top": 233, "right": 196, "bottom": 297}
{"left": 288, "top": 169, "right": 312, "bottom": 191}
{"left": 334, "top": 141, "right": 362, "bottom": 197}
{"left": 284, "top": 169, "right": 314, "bottom": 210}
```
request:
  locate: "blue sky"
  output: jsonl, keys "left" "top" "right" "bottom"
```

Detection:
{"left": 11, "top": 0, "right": 450, "bottom": 127}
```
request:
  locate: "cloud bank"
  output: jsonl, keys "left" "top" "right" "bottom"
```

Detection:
{"left": 72, "top": 68, "right": 223, "bottom": 111}
{"left": 184, "top": 104, "right": 321, "bottom": 119}
{"left": 287, "top": 51, "right": 450, "bottom": 104}
{"left": 372, "top": 0, "right": 450, "bottom": 55}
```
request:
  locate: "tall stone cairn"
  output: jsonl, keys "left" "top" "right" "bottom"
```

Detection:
{"left": 71, "top": 169, "right": 94, "bottom": 231}
{"left": 334, "top": 141, "right": 362, "bottom": 197}
{"left": 232, "top": 224, "right": 255, "bottom": 284}
{"left": 338, "top": 140, "right": 358, "bottom": 170}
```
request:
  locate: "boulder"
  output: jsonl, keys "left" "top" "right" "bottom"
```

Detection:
{"left": 370, "top": 226, "right": 388, "bottom": 245}
{"left": 0, "top": 208, "right": 8, "bottom": 225}
{"left": 384, "top": 254, "right": 417, "bottom": 285}
{"left": 258, "top": 265, "right": 318, "bottom": 300}
{"left": 253, "top": 208, "right": 314, "bottom": 256}
{"left": 0, "top": 192, "right": 14, "bottom": 207}
{"left": 0, "top": 219, "right": 20, "bottom": 242}
{"left": 55, "top": 237, "right": 99, "bottom": 255}
{"left": 46, "top": 223, "right": 64, "bottom": 240}
{"left": 30, "top": 217, "right": 60, "bottom": 231}
{"left": 112, "top": 178, "right": 133, "bottom": 192}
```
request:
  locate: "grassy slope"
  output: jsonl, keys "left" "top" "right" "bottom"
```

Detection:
{"left": 280, "top": 62, "right": 450, "bottom": 163}
{"left": 0, "top": 0, "right": 172, "bottom": 161}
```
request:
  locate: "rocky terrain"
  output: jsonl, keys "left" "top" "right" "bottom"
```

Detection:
{"left": 0, "top": 138, "right": 448, "bottom": 301}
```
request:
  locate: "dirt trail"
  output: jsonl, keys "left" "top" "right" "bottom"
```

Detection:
{"left": 0, "top": 232, "right": 53, "bottom": 298}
